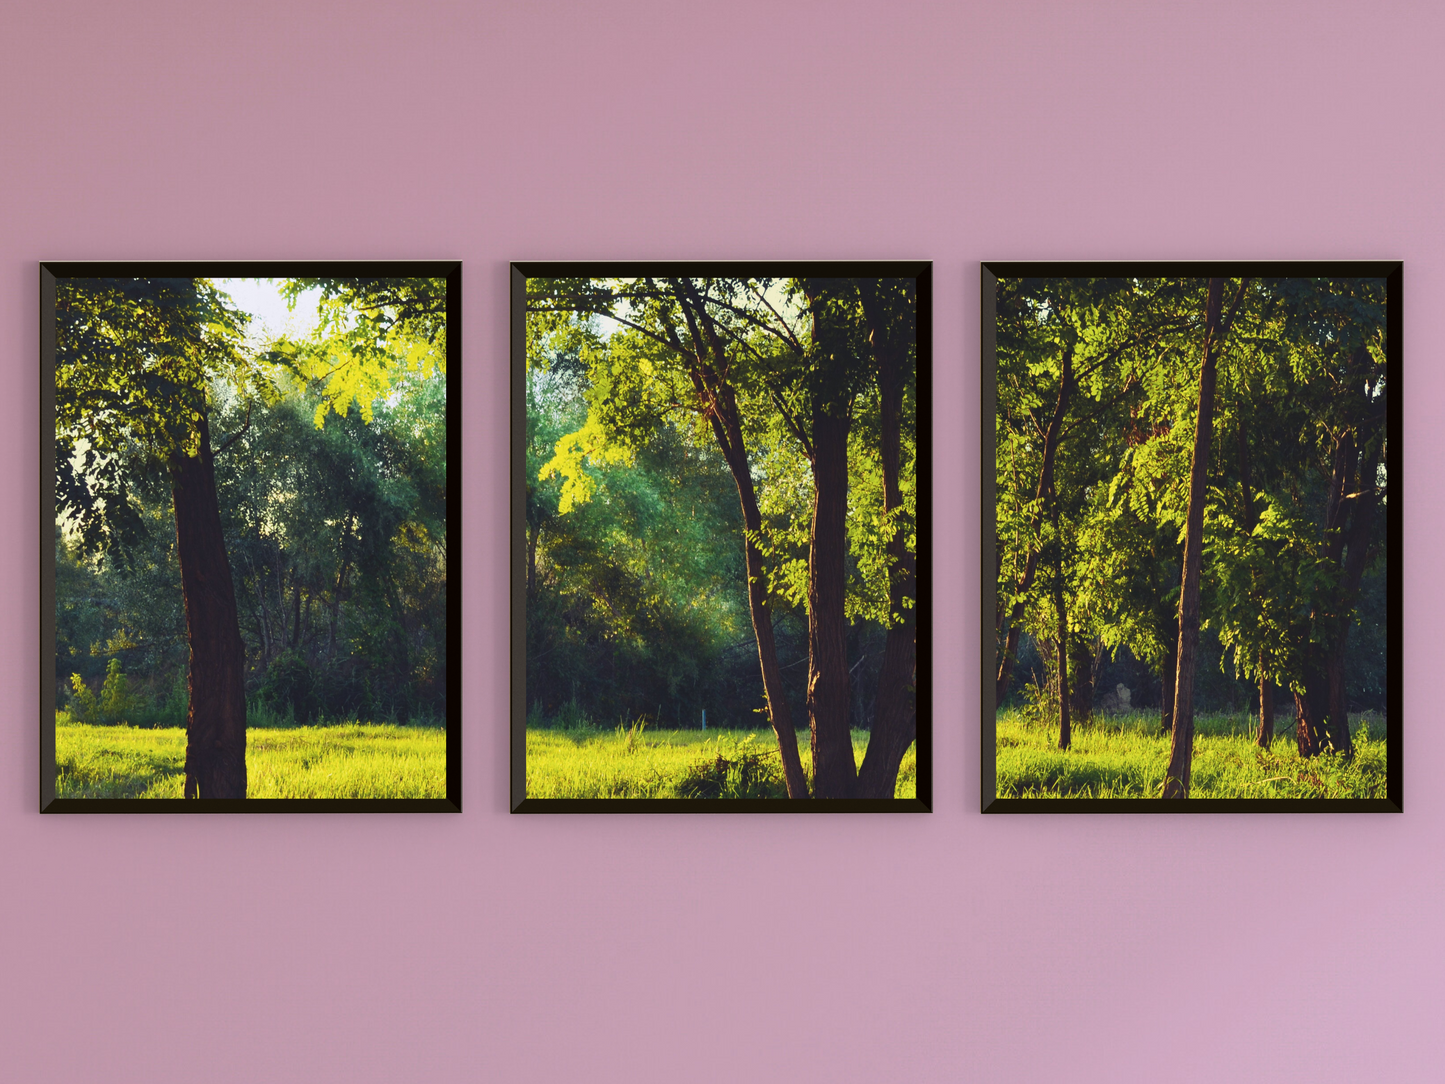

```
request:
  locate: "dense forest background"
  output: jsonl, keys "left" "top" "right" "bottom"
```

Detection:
{"left": 994, "top": 275, "right": 1388, "bottom": 767}
{"left": 55, "top": 279, "right": 448, "bottom": 730}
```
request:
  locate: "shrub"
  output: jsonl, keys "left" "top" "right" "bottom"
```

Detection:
{"left": 66, "top": 658, "right": 143, "bottom": 725}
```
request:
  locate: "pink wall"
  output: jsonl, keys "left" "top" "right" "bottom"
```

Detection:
{"left": 3, "top": 2, "right": 1439, "bottom": 1080}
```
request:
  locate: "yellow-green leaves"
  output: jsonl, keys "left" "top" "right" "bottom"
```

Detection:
{"left": 540, "top": 415, "right": 636, "bottom": 513}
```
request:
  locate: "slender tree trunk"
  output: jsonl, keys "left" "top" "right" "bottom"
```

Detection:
{"left": 807, "top": 404, "right": 857, "bottom": 798}
{"left": 1054, "top": 585, "right": 1071, "bottom": 752}
{"left": 996, "top": 343, "right": 1074, "bottom": 706}
{"left": 857, "top": 292, "right": 917, "bottom": 799}
{"left": 172, "top": 412, "right": 247, "bottom": 799}
{"left": 251, "top": 569, "right": 271, "bottom": 665}
{"left": 1069, "top": 635, "right": 1094, "bottom": 729}
{"left": 526, "top": 522, "right": 539, "bottom": 598}
{"left": 290, "top": 582, "right": 302, "bottom": 650}
{"left": 1159, "top": 623, "right": 1177, "bottom": 736}
{"left": 645, "top": 282, "right": 812, "bottom": 796}
{"left": 1163, "top": 277, "right": 1224, "bottom": 799}
{"left": 726, "top": 425, "right": 810, "bottom": 799}
{"left": 699, "top": 379, "right": 810, "bottom": 798}
{"left": 274, "top": 542, "right": 288, "bottom": 652}
{"left": 1050, "top": 478, "right": 1072, "bottom": 751}
{"left": 327, "top": 517, "right": 351, "bottom": 664}
{"left": 1239, "top": 418, "right": 1275, "bottom": 750}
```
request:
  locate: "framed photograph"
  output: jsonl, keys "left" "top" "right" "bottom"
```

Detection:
{"left": 42, "top": 261, "right": 460, "bottom": 811}
{"left": 512, "top": 262, "right": 930, "bottom": 811}
{"left": 983, "top": 261, "right": 1400, "bottom": 812}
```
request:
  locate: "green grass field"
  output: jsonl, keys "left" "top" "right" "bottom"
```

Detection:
{"left": 55, "top": 714, "right": 446, "bottom": 799}
{"left": 526, "top": 723, "right": 918, "bottom": 799}
{"left": 995, "top": 708, "right": 1387, "bottom": 799}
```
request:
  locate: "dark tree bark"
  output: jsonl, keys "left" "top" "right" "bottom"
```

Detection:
{"left": 857, "top": 286, "right": 918, "bottom": 799}
{"left": 1054, "top": 597, "right": 1071, "bottom": 751}
{"left": 996, "top": 343, "right": 1074, "bottom": 707}
{"left": 708, "top": 386, "right": 811, "bottom": 799}
{"left": 525, "top": 522, "right": 540, "bottom": 598}
{"left": 1163, "top": 278, "right": 1224, "bottom": 799}
{"left": 1295, "top": 680, "right": 1329, "bottom": 757}
{"left": 673, "top": 288, "right": 811, "bottom": 798}
{"left": 806, "top": 402, "right": 858, "bottom": 798}
{"left": 171, "top": 411, "right": 248, "bottom": 799}
{"left": 1068, "top": 635, "right": 1094, "bottom": 730}
{"left": 1237, "top": 416, "right": 1275, "bottom": 749}
{"left": 1159, "top": 628, "right": 1178, "bottom": 737}
{"left": 290, "top": 582, "right": 302, "bottom": 650}
{"left": 1256, "top": 672, "right": 1274, "bottom": 748}
{"left": 1050, "top": 477, "right": 1072, "bottom": 751}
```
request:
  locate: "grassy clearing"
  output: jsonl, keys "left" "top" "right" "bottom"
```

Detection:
{"left": 55, "top": 713, "right": 446, "bottom": 799}
{"left": 526, "top": 721, "right": 918, "bottom": 800}
{"left": 995, "top": 708, "right": 1387, "bottom": 799}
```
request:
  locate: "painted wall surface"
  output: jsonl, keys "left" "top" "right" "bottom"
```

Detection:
{"left": 2, "top": 2, "right": 1440, "bottom": 1080}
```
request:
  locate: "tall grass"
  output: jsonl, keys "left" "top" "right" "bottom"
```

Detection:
{"left": 995, "top": 708, "right": 1387, "bottom": 799}
{"left": 526, "top": 711, "right": 917, "bottom": 799}
{"left": 55, "top": 710, "right": 446, "bottom": 799}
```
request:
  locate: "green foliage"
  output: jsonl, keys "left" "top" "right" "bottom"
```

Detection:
{"left": 65, "top": 658, "right": 143, "bottom": 726}
{"left": 995, "top": 276, "right": 1389, "bottom": 723}
{"left": 53, "top": 276, "right": 451, "bottom": 740}
{"left": 55, "top": 277, "right": 255, "bottom": 559}
{"left": 525, "top": 276, "right": 916, "bottom": 739}
{"left": 273, "top": 277, "right": 447, "bottom": 428}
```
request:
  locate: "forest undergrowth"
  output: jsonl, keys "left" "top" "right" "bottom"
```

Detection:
{"left": 995, "top": 708, "right": 1387, "bottom": 799}
{"left": 526, "top": 712, "right": 917, "bottom": 799}
{"left": 55, "top": 705, "right": 445, "bottom": 799}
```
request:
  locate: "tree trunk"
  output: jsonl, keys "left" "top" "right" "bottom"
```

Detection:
{"left": 807, "top": 403, "right": 857, "bottom": 798}
{"left": 995, "top": 343, "right": 1074, "bottom": 706}
{"left": 327, "top": 516, "right": 351, "bottom": 664}
{"left": 1255, "top": 669, "right": 1274, "bottom": 748}
{"left": 171, "top": 412, "right": 247, "bottom": 799}
{"left": 698, "top": 376, "right": 810, "bottom": 798}
{"left": 1163, "top": 277, "right": 1224, "bottom": 799}
{"left": 290, "top": 581, "right": 302, "bottom": 649}
{"left": 857, "top": 291, "right": 917, "bottom": 799}
{"left": 526, "top": 522, "right": 540, "bottom": 598}
{"left": 650, "top": 281, "right": 813, "bottom": 796}
{"left": 1295, "top": 679, "right": 1329, "bottom": 757}
{"left": 1324, "top": 437, "right": 1381, "bottom": 755}
{"left": 1069, "top": 635, "right": 1094, "bottom": 729}
{"left": 1054, "top": 585, "right": 1071, "bottom": 752}
{"left": 1159, "top": 628, "right": 1177, "bottom": 737}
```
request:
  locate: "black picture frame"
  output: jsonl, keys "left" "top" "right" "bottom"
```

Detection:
{"left": 982, "top": 260, "right": 1401, "bottom": 813}
{"left": 41, "top": 260, "right": 461, "bottom": 812}
{"left": 512, "top": 261, "right": 931, "bottom": 812}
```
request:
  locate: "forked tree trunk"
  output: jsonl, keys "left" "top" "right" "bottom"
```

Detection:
{"left": 857, "top": 291, "right": 918, "bottom": 799}
{"left": 1163, "top": 277, "right": 1224, "bottom": 799}
{"left": 171, "top": 412, "right": 248, "bottom": 799}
